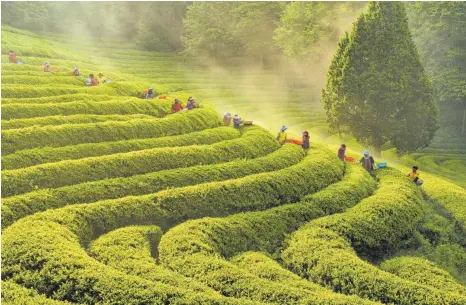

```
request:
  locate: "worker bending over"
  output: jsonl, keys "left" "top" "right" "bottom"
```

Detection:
{"left": 338, "top": 144, "right": 346, "bottom": 160}
{"left": 359, "top": 150, "right": 375, "bottom": 171}
{"left": 233, "top": 114, "right": 243, "bottom": 128}
{"left": 172, "top": 98, "right": 183, "bottom": 113}
{"left": 277, "top": 126, "right": 287, "bottom": 144}
{"left": 302, "top": 131, "right": 310, "bottom": 149}
{"left": 223, "top": 112, "right": 232, "bottom": 126}
{"left": 8, "top": 51, "right": 17, "bottom": 63}
{"left": 408, "top": 166, "right": 423, "bottom": 186}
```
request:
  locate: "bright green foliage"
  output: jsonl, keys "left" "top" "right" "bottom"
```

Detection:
{"left": 1, "top": 280, "right": 73, "bottom": 305}
{"left": 421, "top": 173, "right": 466, "bottom": 231}
{"left": 158, "top": 164, "right": 377, "bottom": 304}
{"left": 89, "top": 225, "right": 217, "bottom": 293}
{"left": 1, "top": 113, "right": 155, "bottom": 130}
{"left": 407, "top": 2, "right": 466, "bottom": 136}
{"left": 275, "top": 2, "right": 365, "bottom": 69}
{"left": 322, "top": 2, "right": 438, "bottom": 155}
{"left": 2, "top": 126, "right": 278, "bottom": 196}
{"left": 157, "top": 145, "right": 343, "bottom": 222}
{"left": 231, "top": 252, "right": 381, "bottom": 305}
{"left": 380, "top": 256, "right": 466, "bottom": 294}
{"left": 2, "top": 108, "right": 221, "bottom": 154}
{"left": 2, "top": 144, "right": 303, "bottom": 228}
{"left": 183, "top": 2, "right": 242, "bottom": 59}
{"left": 2, "top": 97, "right": 170, "bottom": 120}
{"left": 283, "top": 169, "right": 466, "bottom": 305}
{"left": 2, "top": 126, "right": 240, "bottom": 169}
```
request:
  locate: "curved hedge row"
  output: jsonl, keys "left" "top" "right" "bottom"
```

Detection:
{"left": 282, "top": 169, "right": 466, "bottom": 305}
{"left": 2, "top": 108, "right": 221, "bottom": 155}
{"left": 421, "top": 173, "right": 466, "bottom": 231}
{"left": 379, "top": 256, "right": 466, "bottom": 295}
{"left": 2, "top": 126, "right": 278, "bottom": 197}
{"left": 231, "top": 252, "right": 381, "bottom": 305}
{"left": 2, "top": 98, "right": 171, "bottom": 120}
{"left": 1, "top": 281, "right": 73, "bottom": 305}
{"left": 1, "top": 75, "right": 86, "bottom": 86}
{"left": 1, "top": 94, "right": 128, "bottom": 105}
{"left": 157, "top": 165, "right": 377, "bottom": 304}
{"left": 1, "top": 81, "right": 155, "bottom": 98}
{"left": 88, "top": 225, "right": 220, "bottom": 294}
{"left": 1, "top": 220, "right": 260, "bottom": 305}
{"left": 1, "top": 113, "right": 155, "bottom": 130}
{"left": 2, "top": 144, "right": 302, "bottom": 228}
{"left": 157, "top": 145, "right": 343, "bottom": 222}
{"left": 1, "top": 149, "right": 339, "bottom": 304}
{"left": 2, "top": 126, "right": 240, "bottom": 169}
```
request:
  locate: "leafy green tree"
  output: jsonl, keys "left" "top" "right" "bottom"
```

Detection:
{"left": 407, "top": 2, "right": 466, "bottom": 136}
{"left": 136, "top": 2, "right": 189, "bottom": 52}
{"left": 274, "top": 2, "right": 366, "bottom": 68}
{"left": 231, "top": 2, "right": 286, "bottom": 67}
{"left": 322, "top": 2, "right": 438, "bottom": 156}
{"left": 182, "top": 2, "right": 244, "bottom": 61}
{"left": 1, "top": 1, "right": 49, "bottom": 31}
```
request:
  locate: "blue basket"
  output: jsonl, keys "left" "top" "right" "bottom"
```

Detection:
{"left": 377, "top": 162, "right": 387, "bottom": 168}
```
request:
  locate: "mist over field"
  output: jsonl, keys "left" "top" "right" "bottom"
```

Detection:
{"left": 1, "top": 2, "right": 465, "bottom": 305}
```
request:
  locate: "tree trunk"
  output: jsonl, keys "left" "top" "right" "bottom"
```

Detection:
{"left": 461, "top": 102, "right": 466, "bottom": 136}
{"left": 373, "top": 143, "right": 382, "bottom": 158}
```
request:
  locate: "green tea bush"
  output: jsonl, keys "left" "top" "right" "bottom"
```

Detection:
{"left": 157, "top": 145, "right": 343, "bottom": 222}
{"left": 1, "top": 75, "right": 86, "bottom": 86}
{"left": 231, "top": 252, "right": 381, "bottom": 305}
{"left": 1, "top": 94, "right": 128, "bottom": 105}
{"left": 1, "top": 281, "right": 73, "bottom": 305}
{"left": 88, "top": 225, "right": 220, "bottom": 294}
{"left": 1, "top": 113, "right": 155, "bottom": 130}
{"left": 1, "top": 220, "right": 259, "bottom": 305}
{"left": 422, "top": 174, "right": 466, "bottom": 231}
{"left": 282, "top": 169, "right": 466, "bottom": 305}
{"left": 379, "top": 256, "right": 466, "bottom": 295}
{"left": 2, "top": 126, "right": 240, "bottom": 169}
{"left": 2, "top": 108, "right": 220, "bottom": 154}
{"left": 2, "top": 126, "right": 278, "bottom": 196}
{"left": 2, "top": 98, "right": 170, "bottom": 120}
{"left": 2, "top": 144, "right": 302, "bottom": 228}
{"left": 157, "top": 164, "right": 377, "bottom": 304}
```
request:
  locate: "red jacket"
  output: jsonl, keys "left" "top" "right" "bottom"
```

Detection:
{"left": 172, "top": 103, "right": 183, "bottom": 113}
{"left": 91, "top": 77, "right": 98, "bottom": 86}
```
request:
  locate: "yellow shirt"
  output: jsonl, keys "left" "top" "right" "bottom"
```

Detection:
{"left": 278, "top": 131, "right": 287, "bottom": 144}
{"left": 408, "top": 171, "right": 420, "bottom": 180}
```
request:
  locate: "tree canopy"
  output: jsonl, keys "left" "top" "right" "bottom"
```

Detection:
{"left": 322, "top": 1, "right": 438, "bottom": 155}
{"left": 407, "top": 2, "right": 466, "bottom": 136}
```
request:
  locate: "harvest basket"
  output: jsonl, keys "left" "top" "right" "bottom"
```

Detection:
{"left": 377, "top": 162, "right": 387, "bottom": 168}
{"left": 244, "top": 120, "right": 253, "bottom": 125}
{"left": 344, "top": 156, "right": 355, "bottom": 162}
{"left": 159, "top": 95, "right": 167, "bottom": 99}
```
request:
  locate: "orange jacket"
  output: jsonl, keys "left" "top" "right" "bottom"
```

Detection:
{"left": 91, "top": 77, "right": 98, "bottom": 86}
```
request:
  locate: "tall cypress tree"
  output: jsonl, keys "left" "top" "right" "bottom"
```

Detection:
{"left": 322, "top": 1, "right": 438, "bottom": 156}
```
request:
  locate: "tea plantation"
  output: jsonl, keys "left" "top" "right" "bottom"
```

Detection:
{"left": 2, "top": 26, "right": 465, "bottom": 305}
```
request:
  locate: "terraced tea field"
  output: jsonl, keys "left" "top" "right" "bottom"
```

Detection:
{"left": 2, "top": 26, "right": 465, "bottom": 305}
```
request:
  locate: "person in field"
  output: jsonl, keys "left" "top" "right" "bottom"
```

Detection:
{"left": 408, "top": 166, "right": 423, "bottom": 186}
{"left": 72, "top": 67, "right": 80, "bottom": 76}
{"left": 338, "top": 144, "right": 346, "bottom": 160}
{"left": 187, "top": 97, "right": 198, "bottom": 110}
{"left": 172, "top": 98, "right": 183, "bottom": 113}
{"left": 233, "top": 114, "right": 243, "bottom": 128}
{"left": 302, "top": 131, "right": 310, "bottom": 149}
{"left": 277, "top": 126, "right": 288, "bottom": 144}
{"left": 91, "top": 74, "right": 99, "bottom": 86}
{"left": 146, "top": 87, "right": 154, "bottom": 99}
{"left": 8, "top": 51, "right": 17, "bottom": 63}
{"left": 359, "top": 150, "right": 375, "bottom": 171}
{"left": 44, "top": 62, "right": 52, "bottom": 72}
{"left": 223, "top": 112, "right": 232, "bottom": 126}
